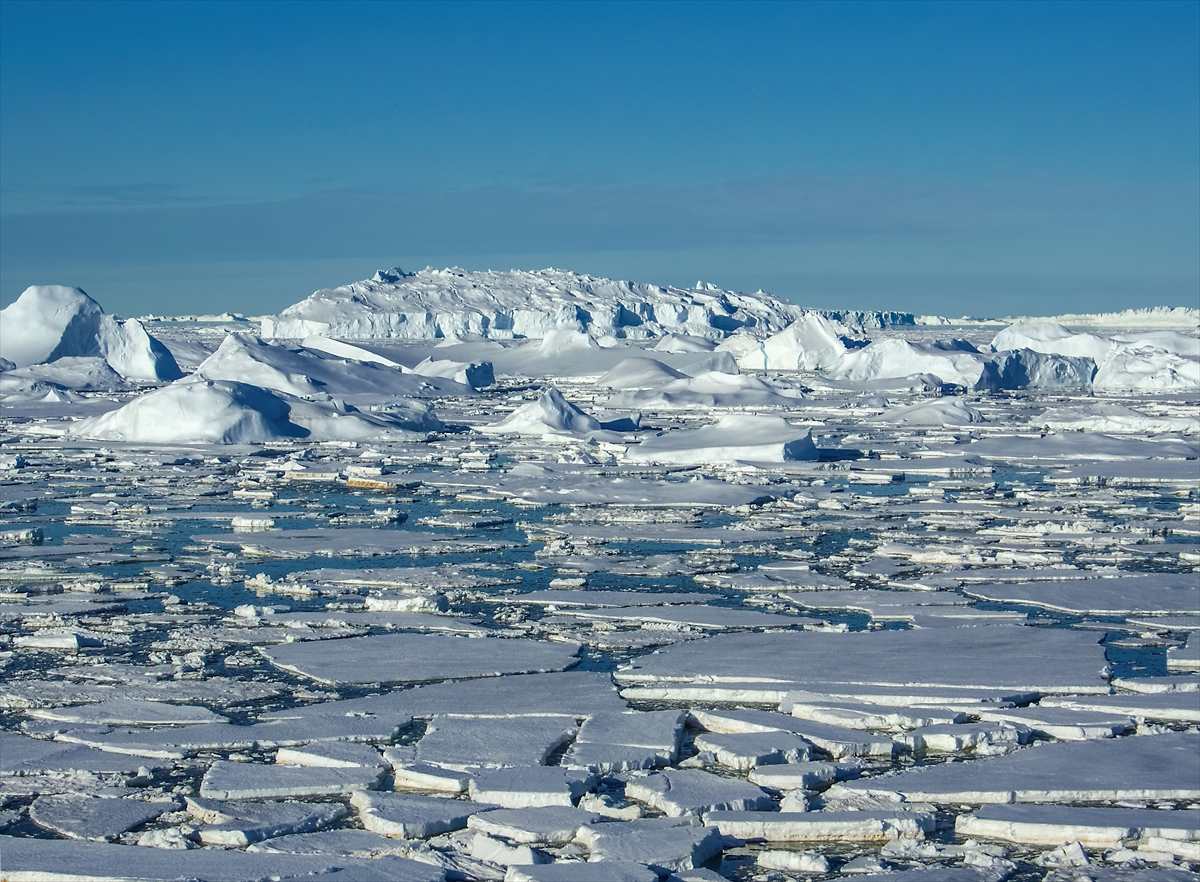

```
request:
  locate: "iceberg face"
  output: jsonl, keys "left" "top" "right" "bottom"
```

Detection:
{"left": 260, "top": 267, "right": 812, "bottom": 341}
{"left": 0, "top": 285, "right": 182, "bottom": 382}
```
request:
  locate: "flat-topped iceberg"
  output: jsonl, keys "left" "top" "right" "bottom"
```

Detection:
{"left": 261, "top": 266, "right": 809, "bottom": 341}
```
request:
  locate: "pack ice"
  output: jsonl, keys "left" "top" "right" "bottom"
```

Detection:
{"left": 0, "top": 270, "right": 1196, "bottom": 881}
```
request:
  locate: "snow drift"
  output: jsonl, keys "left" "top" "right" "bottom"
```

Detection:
{"left": 0, "top": 285, "right": 182, "bottom": 382}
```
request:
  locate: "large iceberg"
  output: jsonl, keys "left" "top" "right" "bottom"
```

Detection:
{"left": 260, "top": 267, "right": 811, "bottom": 341}
{"left": 991, "top": 321, "right": 1199, "bottom": 393}
{"left": 0, "top": 285, "right": 181, "bottom": 382}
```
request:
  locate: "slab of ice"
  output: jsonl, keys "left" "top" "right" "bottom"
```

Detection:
{"left": 955, "top": 804, "right": 1200, "bottom": 848}
{"left": 962, "top": 573, "right": 1198, "bottom": 615}
{"left": 706, "top": 809, "right": 934, "bottom": 842}
{"left": 692, "top": 730, "right": 812, "bottom": 770}
{"left": 262, "top": 633, "right": 580, "bottom": 686}
{"left": 468, "top": 806, "right": 599, "bottom": 845}
{"left": 616, "top": 627, "right": 1109, "bottom": 696}
{"left": 199, "top": 758, "right": 383, "bottom": 799}
{"left": 577, "top": 816, "right": 724, "bottom": 873}
{"left": 416, "top": 715, "right": 578, "bottom": 770}
{"left": 29, "top": 794, "right": 174, "bottom": 841}
{"left": 830, "top": 731, "right": 1200, "bottom": 803}
{"left": 29, "top": 698, "right": 226, "bottom": 726}
{"left": 1038, "top": 693, "right": 1200, "bottom": 723}
{"left": 622, "top": 768, "right": 773, "bottom": 817}
{"left": 468, "top": 767, "right": 592, "bottom": 808}
{"left": 187, "top": 795, "right": 348, "bottom": 846}
{"left": 503, "top": 861, "right": 659, "bottom": 882}
{"left": 0, "top": 835, "right": 445, "bottom": 881}
{"left": 352, "top": 790, "right": 493, "bottom": 838}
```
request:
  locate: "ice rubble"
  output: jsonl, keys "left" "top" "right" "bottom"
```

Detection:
{"left": 0, "top": 284, "right": 181, "bottom": 381}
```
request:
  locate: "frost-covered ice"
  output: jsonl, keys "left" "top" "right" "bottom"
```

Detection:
{"left": 0, "top": 268, "right": 1196, "bottom": 879}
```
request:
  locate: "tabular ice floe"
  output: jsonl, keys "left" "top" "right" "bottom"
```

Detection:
{"left": 0, "top": 268, "right": 1197, "bottom": 882}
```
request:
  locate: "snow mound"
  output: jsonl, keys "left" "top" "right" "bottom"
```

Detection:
{"left": 0, "top": 285, "right": 181, "bottom": 382}
{"left": 609, "top": 370, "right": 803, "bottom": 410}
{"left": 736, "top": 313, "right": 853, "bottom": 372}
{"left": 595, "top": 357, "right": 689, "bottom": 390}
{"left": 70, "top": 378, "right": 442, "bottom": 444}
{"left": 478, "top": 388, "right": 604, "bottom": 438}
{"left": 879, "top": 397, "right": 986, "bottom": 426}
{"left": 260, "top": 267, "right": 808, "bottom": 341}
{"left": 830, "top": 338, "right": 988, "bottom": 388}
{"left": 195, "top": 334, "right": 471, "bottom": 400}
{"left": 625, "top": 415, "right": 818, "bottom": 465}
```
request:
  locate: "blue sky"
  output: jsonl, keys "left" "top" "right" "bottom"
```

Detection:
{"left": 1, "top": 0, "right": 1197, "bottom": 316}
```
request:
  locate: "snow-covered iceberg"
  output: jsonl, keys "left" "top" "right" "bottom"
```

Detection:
{"left": 194, "top": 334, "right": 471, "bottom": 401}
{"left": 70, "top": 378, "right": 442, "bottom": 444}
{"left": 829, "top": 338, "right": 989, "bottom": 388}
{"left": 0, "top": 285, "right": 182, "bottom": 382}
{"left": 477, "top": 388, "right": 633, "bottom": 441}
{"left": 734, "top": 313, "right": 853, "bottom": 372}
{"left": 878, "top": 397, "right": 985, "bottom": 426}
{"left": 624, "top": 415, "right": 818, "bottom": 465}
{"left": 992, "top": 321, "right": 1199, "bottom": 393}
{"left": 261, "top": 267, "right": 808, "bottom": 341}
